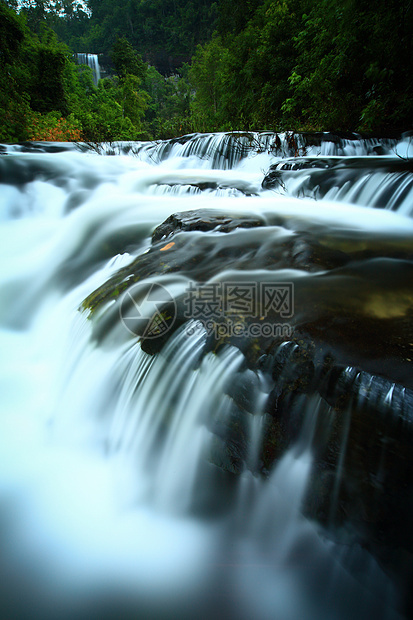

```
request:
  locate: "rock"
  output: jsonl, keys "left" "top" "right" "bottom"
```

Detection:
{"left": 81, "top": 207, "right": 413, "bottom": 608}
{"left": 152, "top": 209, "right": 265, "bottom": 242}
{"left": 225, "top": 368, "right": 262, "bottom": 413}
{"left": 207, "top": 403, "right": 249, "bottom": 475}
{"left": 262, "top": 157, "right": 413, "bottom": 210}
{"left": 82, "top": 211, "right": 413, "bottom": 387}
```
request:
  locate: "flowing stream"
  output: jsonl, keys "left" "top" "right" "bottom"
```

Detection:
{"left": 0, "top": 132, "right": 412, "bottom": 619}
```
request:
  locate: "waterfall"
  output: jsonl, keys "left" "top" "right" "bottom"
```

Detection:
{"left": 0, "top": 133, "right": 412, "bottom": 619}
{"left": 76, "top": 53, "right": 101, "bottom": 87}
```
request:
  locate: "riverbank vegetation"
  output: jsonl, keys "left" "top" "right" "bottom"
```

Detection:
{"left": 1, "top": 0, "right": 412, "bottom": 142}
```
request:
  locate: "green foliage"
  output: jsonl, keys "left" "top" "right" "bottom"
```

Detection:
{"left": 0, "top": 2, "right": 32, "bottom": 141}
{"left": 117, "top": 74, "right": 150, "bottom": 129}
{"left": 0, "top": 1, "right": 25, "bottom": 63}
{"left": 26, "top": 110, "right": 83, "bottom": 140}
{"left": 188, "top": 34, "right": 231, "bottom": 132}
{"left": 74, "top": 0, "right": 217, "bottom": 70}
{"left": 1, "top": 0, "right": 412, "bottom": 142}
{"left": 0, "top": 2, "right": 156, "bottom": 142}
{"left": 107, "top": 37, "right": 151, "bottom": 136}
{"left": 77, "top": 88, "right": 136, "bottom": 141}
{"left": 111, "top": 36, "right": 147, "bottom": 80}
{"left": 187, "top": 0, "right": 312, "bottom": 132}
{"left": 28, "top": 35, "right": 70, "bottom": 115}
{"left": 216, "top": 0, "right": 260, "bottom": 38}
{"left": 143, "top": 66, "right": 192, "bottom": 138}
{"left": 19, "top": 0, "right": 50, "bottom": 33}
{"left": 63, "top": 72, "right": 149, "bottom": 142}
{"left": 188, "top": 0, "right": 413, "bottom": 133}
{"left": 279, "top": 0, "right": 413, "bottom": 132}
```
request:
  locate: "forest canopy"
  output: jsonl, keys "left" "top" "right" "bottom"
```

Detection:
{"left": 1, "top": 0, "right": 412, "bottom": 142}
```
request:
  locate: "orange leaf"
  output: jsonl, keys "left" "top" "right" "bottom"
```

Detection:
{"left": 160, "top": 242, "right": 175, "bottom": 251}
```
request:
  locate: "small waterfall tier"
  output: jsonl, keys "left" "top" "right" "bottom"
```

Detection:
{"left": 76, "top": 52, "right": 101, "bottom": 86}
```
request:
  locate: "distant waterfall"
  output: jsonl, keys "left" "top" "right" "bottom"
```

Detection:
{"left": 76, "top": 53, "right": 101, "bottom": 87}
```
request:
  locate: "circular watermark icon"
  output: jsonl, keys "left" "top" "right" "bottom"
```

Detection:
{"left": 119, "top": 281, "right": 177, "bottom": 339}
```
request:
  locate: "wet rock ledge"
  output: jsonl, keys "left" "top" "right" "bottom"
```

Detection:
{"left": 82, "top": 208, "right": 413, "bottom": 613}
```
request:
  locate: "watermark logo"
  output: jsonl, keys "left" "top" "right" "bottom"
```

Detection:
{"left": 183, "top": 281, "right": 294, "bottom": 320}
{"left": 119, "top": 282, "right": 177, "bottom": 338}
{"left": 184, "top": 319, "right": 293, "bottom": 339}
{"left": 119, "top": 280, "right": 294, "bottom": 339}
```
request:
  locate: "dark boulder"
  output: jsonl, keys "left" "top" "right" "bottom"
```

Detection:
{"left": 152, "top": 209, "right": 265, "bottom": 242}
{"left": 81, "top": 207, "right": 413, "bottom": 610}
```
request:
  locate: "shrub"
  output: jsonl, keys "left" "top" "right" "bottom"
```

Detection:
{"left": 27, "top": 111, "right": 83, "bottom": 141}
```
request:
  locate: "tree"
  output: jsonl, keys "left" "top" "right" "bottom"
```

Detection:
{"left": 189, "top": 34, "right": 231, "bottom": 131}
{"left": 111, "top": 36, "right": 147, "bottom": 80}
{"left": 0, "top": 2, "right": 31, "bottom": 140}
{"left": 143, "top": 65, "right": 192, "bottom": 138}
{"left": 28, "top": 32, "right": 71, "bottom": 115}
{"left": 117, "top": 74, "right": 150, "bottom": 129}
{"left": 281, "top": 0, "right": 413, "bottom": 132}
{"left": 0, "top": 0, "right": 25, "bottom": 64}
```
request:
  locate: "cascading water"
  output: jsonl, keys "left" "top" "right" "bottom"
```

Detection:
{"left": 76, "top": 53, "right": 101, "bottom": 87}
{"left": 0, "top": 132, "right": 412, "bottom": 619}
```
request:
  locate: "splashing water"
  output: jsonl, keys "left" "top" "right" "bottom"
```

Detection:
{"left": 0, "top": 133, "right": 411, "bottom": 619}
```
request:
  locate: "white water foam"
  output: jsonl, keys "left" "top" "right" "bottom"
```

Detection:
{"left": 0, "top": 136, "right": 410, "bottom": 619}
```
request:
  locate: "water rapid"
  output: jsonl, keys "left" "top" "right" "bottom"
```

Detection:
{"left": 0, "top": 132, "right": 412, "bottom": 619}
